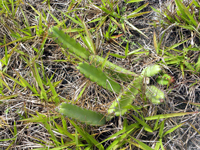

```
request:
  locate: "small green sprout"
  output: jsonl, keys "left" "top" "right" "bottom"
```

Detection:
{"left": 156, "top": 74, "right": 174, "bottom": 86}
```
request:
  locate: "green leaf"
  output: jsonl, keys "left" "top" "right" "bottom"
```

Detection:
{"left": 146, "top": 85, "right": 164, "bottom": 104}
{"left": 127, "top": 47, "right": 143, "bottom": 56}
{"left": 163, "top": 122, "right": 185, "bottom": 137}
{"left": 48, "top": 78, "right": 60, "bottom": 105}
{"left": 153, "top": 32, "right": 158, "bottom": 54}
{"left": 175, "top": 0, "right": 197, "bottom": 27}
{"left": 77, "top": 62, "right": 122, "bottom": 93}
{"left": 100, "top": 123, "right": 140, "bottom": 144}
{"left": 0, "top": 95, "right": 18, "bottom": 101}
{"left": 49, "top": 26, "right": 90, "bottom": 60}
{"left": 127, "top": 3, "right": 149, "bottom": 19}
{"left": 132, "top": 114, "right": 153, "bottom": 132}
{"left": 59, "top": 102, "right": 106, "bottom": 126}
{"left": 124, "top": 20, "right": 148, "bottom": 38}
{"left": 184, "top": 61, "right": 195, "bottom": 71}
{"left": 156, "top": 74, "right": 172, "bottom": 85}
{"left": 90, "top": 55, "right": 135, "bottom": 76}
{"left": 33, "top": 63, "right": 48, "bottom": 100}
{"left": 159, "top": 120, "right": 165, "bottom": 138}
{"left": 141, "top": 65, "right": 161, "bottom": 77}
{"left": 106, "top": 124, "right": 140, "bottom": 150}
{"left": 131, "top": 137, "right": 154, "bottom": 150}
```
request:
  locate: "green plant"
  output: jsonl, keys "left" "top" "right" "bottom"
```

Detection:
{"left": 152, "top": 30, "right": 200, "bottom": 78}
{"left": 151, "top": 0, "right": 200, "bottom": 78}
{"left": 0, "top": 1, "right": 198, "bottom": 149}
{"left": 2, "top": 57, "right": 62, "bottom": 105}
{"left": 152, "top": 0, "right": 200, "bottom": 31}
{"left": 91, "top": 0, "right": 150, "bottom": 38}
{"left": 49, "top": 26, "right": 165, "bottom": 125}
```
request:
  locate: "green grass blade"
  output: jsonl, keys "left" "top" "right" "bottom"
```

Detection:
{"left": 184, "top": 61, "right": 195, "bottom": 71}
{"left": 167, "top": 39, "right": 188, "bottom": 50}
{"left": 69, "top": 119, "right": 104, "bottom": 150}
{"left": 124, "top": 20, "right": 148, "bottom": 38}
{"left": 0, "top": 77, "right": 11, "bottom": 92}
{"left": 190, "top": 123, "right": 200, "bottom": 135}
{"left": 153, "top": 117, "right": 160, "bottom": 131}
{"left": 130, "top": 137, "right": 154, "bottom": 150}
{"left": 175, "top": 0, "right": 197, "bottom": 27}
{"left": 76, "top": 15, "right": 95, "bottom": 54}
{"left": 100, "top": 123, "right": 140, "bottom": 144}
{"left": 106, "top": 124, "right": 139, "bottom": 150}
{"left": 48, "top": 10, "right": 63, "bottom": 25}
{"left": 127, "top": 47, "right": 144, "bottom": 56}
{"left": 19, "top": 76, "right": 38, "bottom": 94}
{"left": 2, "top": 71, "right": 25, "bottom": 87}
{"left": 75, "top": 82, "right": 88, "bottom": 102}
{"left": 155, "top": 142, "right": 161, "bottom": 150}
{"left": 0, "top": 95, "right": 18, "bottom": 101}
{"left": 53, "top": 120, "right": 75, "bottom": 141}
{"left": 127, "top": 11, "right": 150, "bottom": 19}
{"left": 127, "top": 3, "right": 149, "bottom": 18}
{"left": 75, "top": 129, "right": 79, "bottom": 149}
{"left": 101, "top": 52, "right": 110, "bottom": 70}
{"left": 20, "top": 7, "right": 32, "bottom": 35}
{"left": 44, "top": 121, "right": 60, "bottom": 147}
{"left": 145, "top": 111, "right": 199, "bottom": 120}
{"left": 109, "top": 53, "right": 126, "bottom": 58}
{"left": 159, "top": 120, "right": 165, "bottom": 138}
{"left": 163, "top": 122, "right": 185, "bottom": 137}
{"left": 125, "top": 42, "right": 129, "bottom": 56}
{"left": 153, "top": 32, "right": 158, "bottom": 54}
{"left": 127, "top": 0, "right": 144, "bottom": 3}
{"left": 28, "top": 3, "right": 46, "bottom": 23}
{"left": 61, "top": 12, "right": 83, "bottom": 27}
{"left": 132, "top": 114, "right": 153, "bottom": 132}
{"left": 48, "top": 78, "right": 60, "bottom": 105}
{"left": 13, "top": 121, "right": 17, "bottom": 137}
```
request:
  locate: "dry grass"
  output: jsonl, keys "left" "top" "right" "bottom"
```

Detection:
{"left": 0, "top": 0, "right": 200, "bottom": 149}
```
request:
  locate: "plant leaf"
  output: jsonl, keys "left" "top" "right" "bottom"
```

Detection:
{"left": 58, "top": 102, "right": 106, "bottom": 126}
{"left": 141, "top": 65, "right": 161, "bottom": 77}
{"left": 49, "top": 26, "right": 90, "bottom": 60}
{"left": 77, "top": 62, "right": 122, "bottom": 93}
